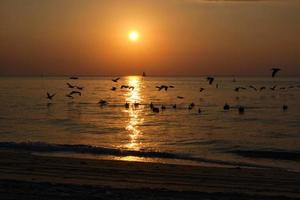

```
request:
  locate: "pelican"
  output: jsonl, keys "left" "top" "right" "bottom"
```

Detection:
{"left": 46, "top": 92, "right": 56, "bottom": 100}
{"left": 271, "top": 68, "right": 281, "bottom": 77}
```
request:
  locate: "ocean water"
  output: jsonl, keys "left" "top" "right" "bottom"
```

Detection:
{"left": 0, "top": 76, "right": 299, "bottom": 171}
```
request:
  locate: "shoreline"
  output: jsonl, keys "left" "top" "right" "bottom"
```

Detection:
{"left": 0, "top": 151, "right": 299, "bottom": 199}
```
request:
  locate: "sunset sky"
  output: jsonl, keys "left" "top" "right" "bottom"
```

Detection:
{"left": 0, "top": 0, "right": 299, "bottom": 76}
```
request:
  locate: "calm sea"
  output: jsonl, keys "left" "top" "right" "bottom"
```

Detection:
{"left": 0, "top": 76, "right": 299, "bottom": 171}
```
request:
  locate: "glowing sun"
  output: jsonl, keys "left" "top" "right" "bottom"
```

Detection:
{"left": 128, "top": 31, "right": 139, "bottom": 42}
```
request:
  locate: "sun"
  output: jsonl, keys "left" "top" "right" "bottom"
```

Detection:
{"left": 128, "top": 31, "right": 139, "bottom": 42}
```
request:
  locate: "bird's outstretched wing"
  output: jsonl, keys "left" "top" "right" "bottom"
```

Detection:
{"left": 271, "top": 68, "right": 281, "bottom": 77}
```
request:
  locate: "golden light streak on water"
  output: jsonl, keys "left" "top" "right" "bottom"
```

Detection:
{"left": 123, "top": 76, "right": 144, "bottom": 151}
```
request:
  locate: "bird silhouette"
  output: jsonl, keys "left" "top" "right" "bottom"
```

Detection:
{"left": 283, "top": 104, "right": 288, "bottom": 111}
{"left": 271, "top": 68, "right": 281, "bottom": 77}
{"left": 156, "top": 85, "right": 169, "bottom": 91}
{"left": 112, "top": 77, "right": 120, "bottom": 82}
{"left": 128, "top": 86, "right": 135, "bottom": 90}
{"left": 70, "top": 76, "right": 78, "bottom": 80}
{"left": 161, "top": 105, "right": 166, "bottom": 110}
{"left": 177, "top": 96, "right": 184, "bottom": 99}
{"left": 150, "top": 102, "right": 154, "bottom": 109}
{"left": 69, "top": 91, "right": 81, "bottom": 96}
{"left": 125, "top": 102, "right": 130, "bottom": 109}
{"left": 270, "top": 85, "right": 277, "bottom": 90}
{"left": 111, "top": 87, "right": 117, "bottom": 91}
{"left": 46, "top": 92, "right": 56, "bottom": 100}
{"left": 260, "top": 87, "right": 266, "bottom": 91}
{"left": 98, "top": 100, "right": 108, "bottom": 106}
{"left": 152, "top": 107, "right": 159, "bottom": 113}
{"left": 207, "top": 77, "right": 214, "bottom": 85}
{"left": 200, "top": 88, "right": 205, "bottom": 92}
{"left": 66, "top": 94, "right": 74, "bottom": 99}
{"left": 172, "top": 104, "right": 177, "bottom": 109}
{"left": 223, "top": 103, "right": 230, "bottom": 110}
{"left": 238, "top": 106, "right": 245, "bottom": 114}
{"left": 67, "top": 82, "right": 75, "bottom": 89}
{"left": 76, "top": 86, "right": 84, "bottom": 90}
{"left": 249, "top": 85, "right": 257, "bottom": 91}
{"left": 121, "top": 85, "right": 129, "bottom": 89}
{"left": 198, "top": 108, "right": 202, "bottom": 114}
{"left": 188, "top": 103, "right": 195, "bottom": 110}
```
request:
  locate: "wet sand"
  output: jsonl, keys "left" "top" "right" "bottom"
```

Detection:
{"left": 0, "top": 151, "right": 299, "bottom": 200}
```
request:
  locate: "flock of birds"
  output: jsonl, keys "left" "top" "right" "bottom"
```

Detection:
{"left": 46, "top": 68, "right": 299, "bottom": 114}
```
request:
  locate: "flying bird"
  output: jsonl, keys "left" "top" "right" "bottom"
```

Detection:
{"left": 188, "top": 103, "right": 195, "bottom": 110}
{"left": 270, "top": 85, "right": 277, "bottom": 91}
{"left": 66, "top": 82, "right": 75, "bottom": 89}
{"left": 111, "top": 87, "right": 117, "bottom": 91}
{"left": 76, "top": 86, "right": 84, "bottom": 90}
{"left": 69, "top": 91, "right": 81, "bottom": 96}
{"left": 238, "top": 106, "right": 245, "bottom": 114}
{"left": 260, "top": 87, "right": 266, "bottom": 91}
{"left": 249, "top": 85, "right": 257, "bottom": 91}
{"left": 271, "top": 68, "right": 281, "bottom": 77}
{"left": 207, "top": 77, "right": 214, "bottom": 85}
{"left": 112, "top": 77, "right": 120, "bottom": 82}
{"left": 223, "top": 103, "right": 230, "bottom": 110}
{"left": 121, "top": 85, "right": 129, "bottom": 89}
{"left": 98, "top": 100, "right": 108, "bottom": 106}
{"left": 156, "top": 85, "right": 168, "bottom": 91}
{"left": 46, "top": 92, "right": 56, "bottom": 100}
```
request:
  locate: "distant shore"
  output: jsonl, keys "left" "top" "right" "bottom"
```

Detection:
{"left": 0, "top": 151, "right": 299, "bottom": 200}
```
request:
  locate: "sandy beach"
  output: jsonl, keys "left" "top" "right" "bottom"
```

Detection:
{"left": 0, "top": 151, "right": 299, "bottom": 200}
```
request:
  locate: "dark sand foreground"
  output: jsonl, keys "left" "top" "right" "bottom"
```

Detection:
{"left": 0, "top": 151, "right": 299, "bottom": 200}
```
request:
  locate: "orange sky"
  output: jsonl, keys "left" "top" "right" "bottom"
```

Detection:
{"left": 0, "top": 0, "right": 299, "bottom": 76}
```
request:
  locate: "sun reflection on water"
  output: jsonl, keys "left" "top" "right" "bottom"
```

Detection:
{"left": 123, "top": 76, "right": 144, "bottom": 151}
